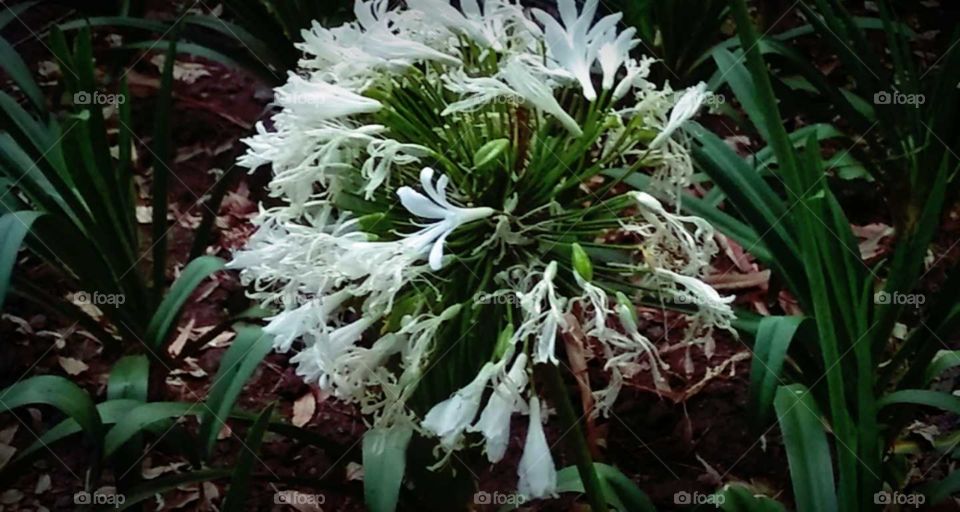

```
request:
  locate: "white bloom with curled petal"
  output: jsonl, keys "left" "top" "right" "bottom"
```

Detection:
{"left": 291, "top": 315, "right": 379, "bottom": 392}
{"left": 361, "top": 139, "right": 430, "bottom": 198}
{"left": 612, "top": 57, "right": 654, "bottom": 100}
{"left": 627, "top": 191, "right": 718, "bottom": 276}
{"left": 276, "top": 75, "right": 382, "bottom": 123}
{"left": 422, "top": 362, "right": 498, "bottom": 449}
{"left": 441, "top": 69, "right": 521, "bottom": 115}
{"left": 353, "top": 0, "right": 461, "bottom": 66}
{"left": 511, "top": 262, "right": 567, "bottom": 364}
{"left": 397, "top": 168, "right": 495, "bottom": 270}
{"left": 598, "top": 27, "right": 639, "bottom": 90}
{"left": 653, "top": 268, "right": 735, "bottom": 326}
{"left": 265, "top": 290, "right": 352, "bottom": 352}
{"left": 501, "top": 59, "right": 582, "bottom": 136}
{"left": 532, "top": 0, "right": 623, "bottom": 101}
{"left": 650, "top": 82, "right": 709, "bottom": 148}
{"left": 517, "top": 396, "right": 557, "bottom": 499}
{"left": 469, "top": 353, "right": 529, "bottom": 462}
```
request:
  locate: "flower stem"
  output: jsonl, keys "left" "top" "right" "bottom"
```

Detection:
{"left": 543, "top": 363, "right": 607, "bottom": 512}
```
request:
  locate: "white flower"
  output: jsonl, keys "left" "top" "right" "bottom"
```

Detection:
{"left": 532, "top": 0, "right": 623, "bottom": 101}
{"left": 361, "top": 139, "right": 430, "bottom": 198}
{"left": 441, "top": 69, "right": 520, "bottom": 115}
{"left": 422, "top": 362, "right": 498, "bottom": 449}
{"left": 598, "top": 27, "right": 638, "bottom": 90}
{"left": 276, "top": 74, "right": 382, "bottom": 122}
{"left": 353, "top": 0, "right": 461, "bottom": 66}
{"left": 512, "top": 261, "right": 567, "bottom": 364}
{"left": 291, "top": 316, "right": 379, "bottom": 392}
{"left": 264, "top": 290, "right": 352, "bottom": 352}
{"left": 397, "top": 168, "right": 495, "bottom": 270}
{"left": 469, "top": 353, "right": 529, "bottom": 462}
{"left": 612, "top": 58, "right": 652, "bottom": 101}
{"left": 517, "top": 396, "right": 557, "bottom": 499}
{"left": 653, "top": 268, "right": 735, "bottom": 323}
{"left": 627, "top": 191, "right": 718, "bottom": 276}
{"left": 501, "top": 58, "right": 582, "bottom": 136}
{"left": 650, "top": 82, "right": 708, "bottom": 148}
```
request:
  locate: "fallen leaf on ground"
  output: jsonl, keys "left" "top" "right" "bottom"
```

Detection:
{"left": 150, "top": 54, "right": 212, "bottom": 84}
{"left": 34, "top": 474, "right": 50, "bottom": 494}
{"left": 1, "top": 489, "right": 23, "bottom": 504}
{"left": 168, "top": 318, "right": 197, "bottom": 357}
{"left": 57, "top": 356, "right": 88, "bottom": 376}
{"left": 143, "top": 462, "right": 187, "bottom": 479}
{"left": 853, "top": 223, "right": 894, "bottom": 260}
{"left": 292, "top": 392, "right": 316, "bottom": 427}
{"left": 346, "top": 462, "right": 364, "bottom": 481}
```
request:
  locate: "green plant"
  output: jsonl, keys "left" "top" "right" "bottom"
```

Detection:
{"left": 0, "top": 325, "right": 339, "bottom": 510}
{"left": 61, "top": 0, "right": 354, "bottom": 85}
{"left": 711, "top": 0, "right": 960, "bottom": 235}
{"left": 609, "top": 0, "right": 960, "bottom": 509}
{"left": 0, "top": 24, "right": 228, "bottom": 352}
{"left": 0, "top": 17, "right": 291, "bottom": 509}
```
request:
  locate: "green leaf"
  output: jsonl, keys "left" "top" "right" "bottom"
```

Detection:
{"left": 58, "top": 16, "right": 170, "bottom": 33}
{"left": 198, "top": 325, "right": 274, "bottom": 459}
{"left": 0, "top": 2, "right": 39, "bottom": 30}
{"left": 554, "top": 463, "right": 655, "bottom": 512}
{"left": 749, "top": 316, "right": 805, "bottom": 426}
{"left": 14, "top": 399, "right": 140, "bottom": 464}
{"left": 920, "top": 470, "right": 960, "bottom": 505}
{"left": 924, "top": 350, "right": 960, "bottom": 386}
{"left": 773, "top": 384, "right": 838, "bottom": 512}
{"left": 106, "top": 355, "right": 150, "bottom": 492}
{"left": 145, "top": 256, "right": 225, "bottom": 350}
{"left": 150, "top": 32, "right": 179, "bottom": 304}
{"left": 108, "top": 355, "right": 150, "bottom": 401}
{"left": 878, "top": 390, "right": 960, "bottom": 416}
{"left": 103, "top": 402, "right": 197, "bottom": 458}
{"left": 0, "top": 36, "right": 45, "bottom": 113}
{"left": 0, "top": 375, "right": 102, "bottom": 442}
{"left": 0, "top": 211, "right": 42, "bottom": 310}
{"left": 223, "top": 403, "right": 275, "bottom": 511}
{"left": 711, "top": 48, "right": 770, "bottom": 141}
{"left": 718, "top": 484, "right": 787, "bottom": 512}
{"left": 362, "top": 424, "right": 413, "bottom": 512}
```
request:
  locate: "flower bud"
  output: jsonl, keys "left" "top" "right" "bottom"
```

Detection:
{"left": 473, "top": 138, "right": 510, "bottom": 170}
{"left": 570, "top": 242, "right": 593, "bottom": 281}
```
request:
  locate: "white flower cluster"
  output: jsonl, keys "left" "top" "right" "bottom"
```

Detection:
{"left": 229, "top": 0, "right": 732, "bottom": 500}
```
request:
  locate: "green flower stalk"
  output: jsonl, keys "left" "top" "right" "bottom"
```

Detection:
{"left": 229, "top": 0, "right": 733, "bottom": 498}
